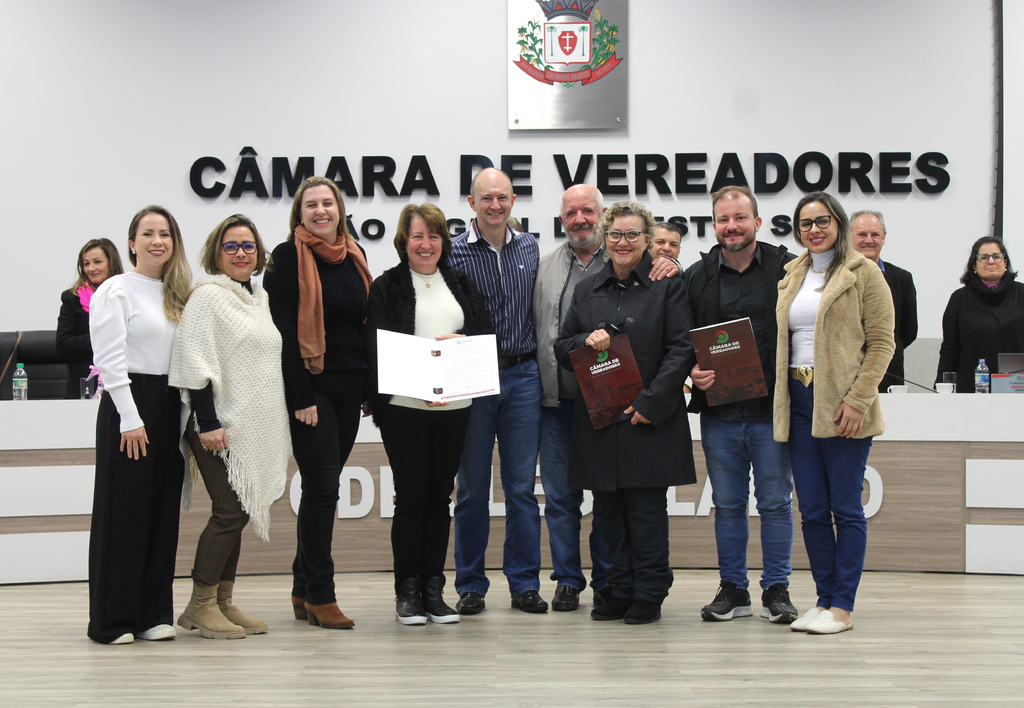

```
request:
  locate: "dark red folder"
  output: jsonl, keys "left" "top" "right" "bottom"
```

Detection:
{"left": 569, "top": 334, "right": 645, "bottom": 429}
{"left": 690, "top": 318, "right": 768, "bottom": 406}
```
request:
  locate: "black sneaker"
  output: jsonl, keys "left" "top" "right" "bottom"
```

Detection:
{"left": 700, "top": 582, "right": 752, "bottom": 621}
{"left": 760, "top": 584, "right": 798, "bottom": 624}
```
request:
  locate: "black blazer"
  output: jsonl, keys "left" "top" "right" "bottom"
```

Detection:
{"left": 55, "top": 288, "right": 93, "bottom": 399}
{"left": 879, "top": 261, "right": 918, "bottom": 391}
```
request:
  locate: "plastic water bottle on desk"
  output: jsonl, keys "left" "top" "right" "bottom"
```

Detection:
{"left": 974, "top": 359, "right": 990, "bottom": 394}
{"left": 12, "top": 363, "right": 28, "bottom": 400}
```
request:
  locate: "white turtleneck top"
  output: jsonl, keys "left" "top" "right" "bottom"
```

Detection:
{"left": 788, "top": 249, "right": 836, "bottom": 368}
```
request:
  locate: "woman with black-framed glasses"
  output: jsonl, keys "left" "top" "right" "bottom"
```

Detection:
{"left": 935, "top": 236, "right": 1024, "bottom": 392}
{"left": 169, "top": 214, "right": 290, "bottom": 639}
{"left": 774, "top": 192, "right": 894, "bottom": 635}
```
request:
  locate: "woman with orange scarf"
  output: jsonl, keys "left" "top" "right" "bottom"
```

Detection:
{"left": 265, "top": 176, "right": 372, "bottom": 629}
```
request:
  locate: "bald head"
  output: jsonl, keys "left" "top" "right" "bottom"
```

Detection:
{"left": 468, "top": 168, "right": 516, "bottom": 233}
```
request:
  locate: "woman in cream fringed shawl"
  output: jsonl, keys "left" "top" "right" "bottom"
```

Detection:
{"left": 169, "top": 214, "right": 290, "bottom": 640}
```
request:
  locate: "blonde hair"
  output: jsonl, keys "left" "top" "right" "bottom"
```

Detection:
{"left": 127, "top": 205, "right": 192, "bottom": 322}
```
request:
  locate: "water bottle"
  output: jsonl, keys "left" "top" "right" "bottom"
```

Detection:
{"left": 12, "top": 363, "right": 28, "bottom": 401}
{"left": 974, "top": 359, "right": 990, "bottom": 394}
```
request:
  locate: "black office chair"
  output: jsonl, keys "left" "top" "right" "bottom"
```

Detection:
{"left": 1, "top": 330, "right": 69, "bottom": 400}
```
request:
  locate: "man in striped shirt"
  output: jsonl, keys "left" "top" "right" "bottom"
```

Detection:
{"left": 448, "top": 167, "right": 547, "bottom": 615}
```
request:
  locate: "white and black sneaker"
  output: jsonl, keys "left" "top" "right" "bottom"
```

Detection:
{"left": 700, "top": 582, "right": 752, "bottom": 621}
{"left": 760, "top": 584, "right": 798, "bottom": 624}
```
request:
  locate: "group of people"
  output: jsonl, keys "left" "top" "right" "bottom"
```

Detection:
{"left": 63, "top": 168, "right": 1019, "bottom": 644}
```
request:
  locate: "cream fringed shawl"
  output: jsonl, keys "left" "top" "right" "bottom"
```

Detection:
{"left": 169, "top": 275, "right": 290, "bottom": 540}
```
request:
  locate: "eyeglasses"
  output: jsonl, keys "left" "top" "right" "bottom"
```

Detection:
{"left": 797, "top": 215, "right": 833, "bottom": 232}
{"left": 221, "top": 241, "right": 257, "bottom": 255}
{"left": 606, "top": 230, "right": 644, "bottom": 243}
{"left": 976, "top": 253, "right": 1006, "bottom": 263}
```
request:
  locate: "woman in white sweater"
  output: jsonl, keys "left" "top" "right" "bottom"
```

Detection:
{"left": 87, "top": 206, "right": 192, "bottom": 645}
{"left": 169, "top": 214, "right": 290, "bottom": 640}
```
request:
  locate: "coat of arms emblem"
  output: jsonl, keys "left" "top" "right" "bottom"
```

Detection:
{"left": 514, "top": 0, "right": 622, "bottom": 87}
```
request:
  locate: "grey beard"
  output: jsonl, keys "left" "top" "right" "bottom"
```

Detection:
{"left": 569, "top": 231, "right": 601, "bottom": 252}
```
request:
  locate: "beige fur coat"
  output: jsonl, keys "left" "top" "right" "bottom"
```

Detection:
{"left": 773, "top": 249, "right": 895, "bottom": 441}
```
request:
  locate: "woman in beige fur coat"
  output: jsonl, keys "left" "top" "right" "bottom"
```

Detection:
{"left": 774, "top": 192, "right": 894, "bottom": 635}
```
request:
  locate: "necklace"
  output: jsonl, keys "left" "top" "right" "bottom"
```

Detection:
{"left": 412, "top": 269, "right": 439, "bottom": 288}
{"left": 811, "top": 265, "right": 827, "bottom": 274}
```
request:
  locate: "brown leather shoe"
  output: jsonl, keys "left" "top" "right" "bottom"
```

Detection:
{"left": 291, "top": 596, "right": 307, "bottom": 620}
{"left": 304, "top": 601, "right": 355, "bottom": 629}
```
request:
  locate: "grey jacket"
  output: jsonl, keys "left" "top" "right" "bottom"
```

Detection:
{"left": 533, "top": 241, "right": 609, "bottom": 407}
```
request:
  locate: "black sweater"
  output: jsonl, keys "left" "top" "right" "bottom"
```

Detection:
{"left": 264, "top": 240, "right": 368, "bottom": 412}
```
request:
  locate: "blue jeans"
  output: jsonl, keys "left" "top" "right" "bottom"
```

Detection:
{"left": 454, "top": 358, "right": 542, "bottom": 597}
{"left": 701, "top": 414, "right": 793, "bottom": 590}
{"left": 539, "top": 400, "right": 611, "bottom": 592}
{"left": 788, "top": 379, "right": 870, "bottom": 613}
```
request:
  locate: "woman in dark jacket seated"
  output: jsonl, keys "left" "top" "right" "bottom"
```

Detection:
{"left": 554, "top": 200, "right": 696, "bottom": 625}
{"left": 936, "top": 236, "right": 1024, "bottom": 392}
{"left": 56, "top": 238, "right": 124, "bottom": 398}
{"left": 366, "top": 203, "right": 492, "bottom": 625}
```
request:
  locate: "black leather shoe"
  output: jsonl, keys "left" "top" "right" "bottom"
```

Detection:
{"left": 624, "top": 599, "right": 662, "bottom": 625}
{"left": 456, "top": 591, "right": 486, "bottom": 615}
{"left": 591, "top": 597, "right": 631, "bottom": 621}
{"left": 551, "top": 585, "right": 580, "bottom": 612}
{"left": 510, "top": 590, "right": 548, "bottom": 613}
{"left": 592, "top": 586, "right": 612, "bottom": 607}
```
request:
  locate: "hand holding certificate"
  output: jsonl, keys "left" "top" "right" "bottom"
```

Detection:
{"left": 376, "top": 329, "right": 500, "bottom": 403}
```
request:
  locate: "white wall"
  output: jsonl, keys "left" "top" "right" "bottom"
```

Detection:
{"left": 0, "top": 0, "right": 996, "bottom": 338}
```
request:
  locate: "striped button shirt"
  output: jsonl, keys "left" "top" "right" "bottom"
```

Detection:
{"left": 449, "top": 220, "right": 539, "bottom": 357}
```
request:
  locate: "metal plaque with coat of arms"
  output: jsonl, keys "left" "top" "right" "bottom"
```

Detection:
{"left": 508, "top": 0, "right": 628, "bottom": 130}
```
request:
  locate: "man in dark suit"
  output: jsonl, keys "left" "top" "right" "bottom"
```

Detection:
{"left": 851, "top": 210, "right": 918, "bottom": 392}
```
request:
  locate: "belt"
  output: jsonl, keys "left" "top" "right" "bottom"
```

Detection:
{"left": 497, "top": 351, "right": 536, "bottom": 369}
{"left": 790, "top": 366, "right": 814, "bottom": 386}
{"left": 129, "top": 372, "right": 170, "bottom": 387}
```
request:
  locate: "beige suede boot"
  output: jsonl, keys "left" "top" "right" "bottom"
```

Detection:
{"left": 218, "top": 580, "right": 268, "bottom": 635}
{"left": 177, "top": 582, "right": 246, "bottom": 639}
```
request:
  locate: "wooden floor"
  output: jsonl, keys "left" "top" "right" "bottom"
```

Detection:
{"left": 0, "top": 570, "right": 1021, "bottom": 707}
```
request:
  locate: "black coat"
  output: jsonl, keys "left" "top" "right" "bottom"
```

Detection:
{"left": 365, "top": 261, "right": 493, "bottom": 422}
{"left": 936, "top": 276, "right": 1024, "bottom": 393}
{"left": 554, "top": 252, "right": 696, "bottom": 492}
{"left": 683, "top": 241, "right": 792, "bottom": 414}
{"left": 879, "top": 261, "right": 918, "bottom": 392}
{"left": 56, "top": 288, "right": 93, "bottom": 399}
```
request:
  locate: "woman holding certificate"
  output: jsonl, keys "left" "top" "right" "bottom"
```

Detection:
{"left": 554, "top": 200, "right": 695, "bottom": 625}
{"left": 264, "top": 177, "right": 372, "bottom": 630}
{"left": 366, "top": 203, "right": 491, "bottom": 625}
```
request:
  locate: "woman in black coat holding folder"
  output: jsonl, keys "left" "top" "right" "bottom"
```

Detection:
{"left": 366, "top": 203, "right": 491, "bottom": 626}
{"left": 555, "top": 200, "right": 696, "bottom": 625}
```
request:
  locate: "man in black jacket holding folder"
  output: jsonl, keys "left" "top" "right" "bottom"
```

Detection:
{"left": 683, "top": 185, "right": 798, "bottom": 625}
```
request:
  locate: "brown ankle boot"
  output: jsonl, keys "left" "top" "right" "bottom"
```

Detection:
{"left": 217, "top": 581, "right": 268, "bottom": 635}
{"left": 178, "top": 582, "right": 246, "bottom": 639}
{"left": 304, "top": 601, "right": 355, "bottom": 629}
{"left": 291, "top": 595, "right": 307, "bottom": 620}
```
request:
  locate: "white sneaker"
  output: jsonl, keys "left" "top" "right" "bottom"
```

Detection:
{"left": 109, "top": 633, "right": 134, "bottom": 645}
{"left": 790, "top": 607, "right": 822, "bottom": 632}
{"left": 137, "top": 624, "right": 176, "bottom": 641}
{"left": 805, "top": 610, "right": 854, "bottom": 635}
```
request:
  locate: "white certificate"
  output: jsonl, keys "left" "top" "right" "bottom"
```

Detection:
{"left": 376, "top": 330, "right": 501, "bottom": 403}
